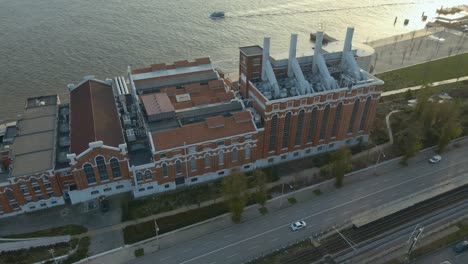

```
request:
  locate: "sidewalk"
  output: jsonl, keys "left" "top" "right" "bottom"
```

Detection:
{"left": 381, "top": 75, "right": 468, "bottom": 97}
{"left": 366, "top": 27, "right": 444, "bottom": 48}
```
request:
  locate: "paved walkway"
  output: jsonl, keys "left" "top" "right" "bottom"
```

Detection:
{"left": 0, "top": 235, "right": 70, "bottom": 252}
{"left": 381, "top": 75, "right": 468, "bottom": 97}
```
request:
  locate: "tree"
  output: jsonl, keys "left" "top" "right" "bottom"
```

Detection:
{"left": 222, "top": 172, "right": 249, "bottom": 223}
{"left": 331, "top": 147, "right": 352, "bottom": 188}
{"left": 414, "top": 83, "right": 433, "bottom": 117}
{"left": 436, "top": 102, "right": 462, "bottom": 152}
{"left": 395, "top": 121, "right": 423, "bottom": 165}
{"left": 252, "top": 170, "right": 268, "bottom": 207}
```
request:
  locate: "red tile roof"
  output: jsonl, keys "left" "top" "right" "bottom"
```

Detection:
{"left": 70, "top": 80, "right": 124, "bottom": 154}
{"left": 152, "top": 113, "right": 256, "bottom": 150}
{"left": 140, "top": 93, "right": 175, "bottom": 116}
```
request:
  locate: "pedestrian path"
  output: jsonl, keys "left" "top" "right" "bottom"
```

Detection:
{"left": 381, "top": 75, "right": 468, "bottom": 97}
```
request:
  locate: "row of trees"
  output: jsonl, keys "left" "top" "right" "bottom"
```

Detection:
{"left": 395, "top": 85, "right": 462, "bottom": 164}
{"left": 222, "top": 147, "right": 353, "bottom": 223}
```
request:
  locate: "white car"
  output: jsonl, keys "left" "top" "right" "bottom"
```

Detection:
{"left": 290, "top": 221, "right": 306, "bottom": 231}
{"left": 429, "top": 155, "right": 442, "bottom": 164}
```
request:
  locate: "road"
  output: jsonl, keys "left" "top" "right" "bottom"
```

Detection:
{"left": 413, "top": 242, "right": 468, "bottom": 264}
{"left": 130, "top": 143, "right": 468, "bottom": 264}
{"left": 372, "top": 29, "right": 468, "bottom": 74}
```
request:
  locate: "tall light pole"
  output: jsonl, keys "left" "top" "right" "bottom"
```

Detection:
{"left": 279, "top": 183, "right": 293, "bottom": 207}
{"left": 154, "top": 219, "right": 160, "bottom": 250}
{"left": 373, "top": 149, "right": 386, "bottom": 175}
{"left": 49, "top": 248, "right": 58, "bottom": 264}
{"left": 407, "top": 225, "right": 424, "bottom": 262}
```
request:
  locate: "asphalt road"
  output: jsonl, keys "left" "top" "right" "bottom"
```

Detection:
{"left": 131, "top": 144, "right": 468, "bottom": 264}
{"left": 413, "top": 242, "right": 468, "bottom": 264}
{"left": 372, "top": 29, "right": 468, "bottom": 74}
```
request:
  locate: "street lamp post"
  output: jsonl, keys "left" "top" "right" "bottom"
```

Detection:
{"left": 373, "top": 149, "right": 386, "bottom": 175}
{"left": 49, "top": 249, "right": 57, "bottom": 264}
{"left": 154, "top": 219, "right": 160, "bottom": 250}
{"left": 279, "top": 183, "right": 293, "bottom": 207}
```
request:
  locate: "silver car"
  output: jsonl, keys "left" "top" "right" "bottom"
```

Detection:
{"left": 290, "top": 221, "right": 306, "bottom": 231}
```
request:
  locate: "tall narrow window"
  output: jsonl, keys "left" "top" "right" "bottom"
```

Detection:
{"left": 319, "top": 105, "right": 331, "bottom": 141}
{"left": 204, "top": 154, "right": 211, "bottom": 168}
{"left": 84, "top": 164, "right": 96, "bottom": 184}
{"left": 176, "top": 160, "right": 182, "bottom": 175}
{"left": 162, "top": 163, "right": 168, "bottom": 178}
{"left": 245, "top": 145, "right": 251, "bottom": 160}
{"left": 348, "top": 99, "right": 360, "bottom": 134}
{"left": 232, "top": 148, "right": 238, "bottom": 162}
{"left": 5, "top": 189, "right": 18, "bottom": 210}
{"left": 295, "top": 110, "right": 305, "bottom": 146}
{"left": 145, "top": 170, "right": 152, "bottom": 180}
{"left": 359, "top": 97, "right": 372, "bottom": 131}
{"left": 282, "top": 112, "right": 292, "bottom": 149}
{"left": 331, "top": 103, "right": 343, "bottom": 138}
{"left": 268, "top": 115, "right": 278, "bottom": 152}
{"left": 19, "top": 180, "right": 29, "bottom": 194}
{"left": 136, "top": 172, "right": 143, "bottom": 182}
{"left": 110, "top": 158, "right": 122, "bottom": 178}
{"left": 190, "top": 157, "right": 197, "bottom": 171}
{"left": 218, "top": 151, "right": 224, "bottom": 165}
{"left": 96, "top": 156, "right": 108, "bottom": 181}
{"left": 307, "top": 108, "right": 318, "bottom": 143}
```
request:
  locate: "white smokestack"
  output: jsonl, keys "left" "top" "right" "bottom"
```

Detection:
{"left": 288, "top": 34, "right": 298, "bottom": 78}
{"left": 344, "top": 27, "right": 354, "bottom": 52}
{"left": 262, "top": 37, "right": 270, "bottom": 81}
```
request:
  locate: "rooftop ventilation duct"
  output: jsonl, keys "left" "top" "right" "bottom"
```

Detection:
{"left": 261, "top": 37, "right": 281, "bottom": 99}
{"left": 312, "top": 31, "right": 338, "bottom": 90}
{"left": 287, "top": 34, "right": 312, "bottom": 95}
{"left": 341, "top": 27, "right": 364, "bottom": 81}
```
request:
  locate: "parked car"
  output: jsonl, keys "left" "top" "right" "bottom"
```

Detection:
{"left": 290, "top": 221, "right": 306, "bottom": 231}
{"left": 429, "top": 155, "right": 442, "bottom": 164}
{"left": 100, "top": 199, "right": 110, "bottom": 213}
{"left": 453, "top": 240, "right": 468, "bottom": 253}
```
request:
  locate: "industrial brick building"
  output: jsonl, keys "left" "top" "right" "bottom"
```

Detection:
{"left": 0, "top": 27, "right": 383, "bottom": 218}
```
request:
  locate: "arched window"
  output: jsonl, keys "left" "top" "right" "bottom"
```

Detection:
{"left": 245, "top": 145, "right": 251, "bottom": 160}
{"left": 231, "top": 148, "right": 238, "bottom": 162}
{"left": 307, "top": 108, "right": 318, "bottom": 143}
{"left": 319, "top": 105, "right": 331, "bottom": 141}
{"left": 136, "top": 172, "right": 143, "bottom": 182}
{"left": 190, "top": 157, "right": 197, "bottom": 171}
{"left": 162, "top": 163, "right": 168, "bottom": 178}
{"left": 331, "top": 103, "right": 343, "bottom": 138}
{"left": 144, "top": 170, "right": 152, "bottom": 180}
{"left": 347, "top": 99, "right": 360, "bottom": 134}
{"left": 5, "top": 189, "right": 15, "bottom": 201}
{"left": 30, "top": 178, "right": 38, "bottom": 185}
{"left": 282, "top": 112, "right": 292, "bottom": 149}
{"left": 176, "top": 160, "right": 182, "bottom": 175}
{"left": 84, "top": 164, "right": 96, "bottom": 184}
{"left": 204, "top": 154, "right": 211, "bottom": 168}
{"left": 18, "top": 180, "right": 29, "bottom": 194}
{"left": 41, "top": 175, "right": 49, "bottom": 182}
{"left": 295, "top": 110, "right": 305, "bottom": 146}
{"left": 218, "top": 151, "right": 224, "bottom": 165}
{"left": 359, "top": 97, "right": 372, "bottom": 131}
{"left": 268, "top": 115, "right": 278, "bottom": 152}
{"left": 110, "top": 158, "right": 122, "bottom": 178}
{"left": 96, "top": 156, "right": 108, "bottom": 181}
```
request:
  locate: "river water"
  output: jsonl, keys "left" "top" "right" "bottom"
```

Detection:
{"left": 0, "top": 0, "right": 465, "bottom": 120}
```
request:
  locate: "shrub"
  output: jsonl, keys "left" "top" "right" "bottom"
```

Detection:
{"left": 134, "top": 248, "right": 144, "bottom": 257}
{"left": 259, "top": 206, "right": 268, "bottom": 215}
{"left": 4, "top": 225, "right": 87, "bottom": 238}
{"left": 313, "top": 189, "right": 322, "bottom": 196}
{"left": 287, "top": 197, "right": 297, "bottom": 205}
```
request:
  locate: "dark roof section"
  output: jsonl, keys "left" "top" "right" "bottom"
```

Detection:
{"left": 70, "top": 80, "right": 124, "bottom": 154}
{"left": 134, "top": 71, "right": 219, "bottom": 92}
{"left": 240, "top": 46, "right": 263, "bottom": 56}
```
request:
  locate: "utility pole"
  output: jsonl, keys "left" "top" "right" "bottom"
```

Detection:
{"left": 407, "top": 224, "right": 424, "bottom": 262}
{"left": 333, "top": 226, "right": 358, "bottom": 263}
{"left": 154, "top": 219, "right": 160, "bottom": 250}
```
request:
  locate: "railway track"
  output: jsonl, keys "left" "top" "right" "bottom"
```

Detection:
{"left": 283, "top": 185, "right": 468, "bottom": 264}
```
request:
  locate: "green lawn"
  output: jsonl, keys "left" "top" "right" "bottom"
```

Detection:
{"left": 4, "top": 225, "right": 87, "bottom": 238}
{"left": 376, "top": 52, "right": 468, "bottom": 91}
